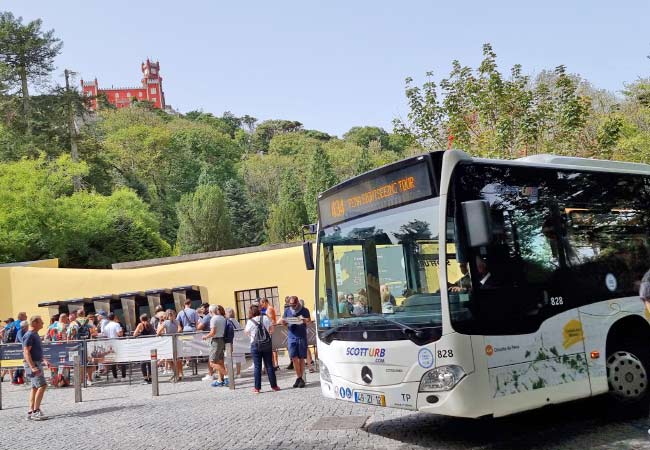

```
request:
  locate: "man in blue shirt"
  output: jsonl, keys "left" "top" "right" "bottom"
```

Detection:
{"left": 279, "top": 296, "right": 311, "bottom": 388}
{"left": 23, "top": 315, "right": 47, "bottom": 420}
{"left": 178, "top": 299, "right": 199, "bottom": 333}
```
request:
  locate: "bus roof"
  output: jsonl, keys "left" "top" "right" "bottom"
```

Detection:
{"left": 484, "top": 153, "right": 650, "bottom": 175}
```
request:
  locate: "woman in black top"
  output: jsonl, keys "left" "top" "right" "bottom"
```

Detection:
{"left": 133, "top": 314, "right": 156, "bottom": 384}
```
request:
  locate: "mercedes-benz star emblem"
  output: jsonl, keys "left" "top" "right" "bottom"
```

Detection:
{"left": 361, "top": 366, "right": 373, "bottom": 384}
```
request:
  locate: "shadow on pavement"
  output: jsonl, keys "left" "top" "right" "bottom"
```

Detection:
{"left": 50, "top": 404, "right": 147, "bottom": 420}
{"left": 365, "top": 396, "right": 649, "bottom": 450}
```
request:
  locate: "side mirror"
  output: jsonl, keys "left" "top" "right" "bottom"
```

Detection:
{"left": 303, "top": 241, "right": 315, "bottom": 270}
{"left": 461, "top": 200, "right": 492, "bottom": 247}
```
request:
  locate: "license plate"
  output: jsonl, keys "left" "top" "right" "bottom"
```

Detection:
{"left": 354, "top": 391, "right": 386, "bottom": 406}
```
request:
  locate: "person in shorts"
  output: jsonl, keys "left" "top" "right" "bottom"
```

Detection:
{"left": 23, "top": 315, "right": 47, "bottom": 420}
{"left": 202, "top": 304, "right": 228, "bottom": 387}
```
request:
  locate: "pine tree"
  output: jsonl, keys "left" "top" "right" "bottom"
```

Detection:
{"left": 224, "top": 178, "right": 263, "bottom": 247}
{"left": 355, "top": 146, "right": 373, "bottom": 175}
{"left": 176, "top": 184, "right": 234, "bottom": 254}
{"left": 305, "top": 146, "right": 338, "bottom": 222}
{"left": 266, "top": 171, "right": 308, "bottom": 243}
{"left": 0, "top": 12, "right": 62, "bottom": 136}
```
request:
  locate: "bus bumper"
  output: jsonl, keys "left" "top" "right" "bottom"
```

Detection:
{"left": 322, "top": 370, "right": 489, "bottom": 418}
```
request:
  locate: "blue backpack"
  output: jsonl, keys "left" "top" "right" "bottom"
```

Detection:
{"left": 224, "top": 319, "right": 235, "bottom": 344}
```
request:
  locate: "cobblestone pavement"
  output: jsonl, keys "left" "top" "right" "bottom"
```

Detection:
{"left": 1, "top": 364, "right": 650, "bottom": 450}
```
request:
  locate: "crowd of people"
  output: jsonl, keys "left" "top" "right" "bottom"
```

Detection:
{"left": 0, "top": 294, "right": 317, "bottom": 419}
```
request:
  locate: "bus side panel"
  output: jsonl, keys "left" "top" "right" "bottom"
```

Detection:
{"left": 486, "top": 309, "right": 590, "bottom": 417}
{"left": 579, "top": 296, "right": 648, "bottom": 396}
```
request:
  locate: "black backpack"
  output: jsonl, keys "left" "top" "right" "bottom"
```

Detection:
{"left": 253, "top": 317, "right": 272, "bottom": 352}
{"left": 224, "top": 319, "right": 235, "bottom": 344}
{"left": 77, "top": 321, "right": 91, "bottom": 340}
{"left": 3, "top": 324, "right": 17, "bottom": 343}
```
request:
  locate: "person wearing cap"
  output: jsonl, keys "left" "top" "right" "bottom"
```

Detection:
{"left": 96, "top": 310, "right": 109, "bottom": 335}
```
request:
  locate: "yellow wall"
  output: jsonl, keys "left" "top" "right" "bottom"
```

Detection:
{"left": 2, "top": 246, "right": 314, "bottom": 321}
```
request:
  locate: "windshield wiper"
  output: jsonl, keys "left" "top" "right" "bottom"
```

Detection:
{"left": 364, "top": 314, "right": 423, "bottom": 338}
{"left": 320, "top": 320, "right": 361, "bottom": 340}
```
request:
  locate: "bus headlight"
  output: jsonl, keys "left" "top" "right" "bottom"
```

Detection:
{"left": 419, "top": 365, "right": 465, "bottom": 392}
{"left": 320, "top": 363, "right": 332, "bottom": 383}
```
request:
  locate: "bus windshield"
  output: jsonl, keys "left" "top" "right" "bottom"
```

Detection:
{"left": 316, "top": 198, "right": 443, "bottom": 345}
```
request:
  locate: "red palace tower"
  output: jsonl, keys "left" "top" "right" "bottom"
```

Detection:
{"left": 81, "top": 59, "right": 166, "bottom": 110}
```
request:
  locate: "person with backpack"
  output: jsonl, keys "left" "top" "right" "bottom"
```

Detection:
{"left": 11, "top": 320, "right": 28, "bottom": 385}
{"left": 245, "top": 304, "right": 280, "bottom": 393}
{"left": 202, "top": 304, "right": 229, "bottom": 387}
{"left": 225, "top": 307, "right": 244, "bottom": 376}
{"left": 67, "top": 309, "right": 95, "bottom": 340}
{"left": 133, "top": 313, "right": 156, "bottom": 384}
{"left": 1, "top": 317, "right": 16, "bottom": 382}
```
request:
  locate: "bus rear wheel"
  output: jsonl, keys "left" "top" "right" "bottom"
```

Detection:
{"left": 606, "top": 345, "right": 650, "bottom": 417}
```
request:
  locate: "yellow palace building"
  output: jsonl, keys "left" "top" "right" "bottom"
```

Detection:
{"left": 0, "top": 243, "right": 314, "bottom": 331}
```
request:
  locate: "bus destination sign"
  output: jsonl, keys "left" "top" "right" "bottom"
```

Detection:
{"left": 319, "top": 161, "right": 433, "bottom": 227}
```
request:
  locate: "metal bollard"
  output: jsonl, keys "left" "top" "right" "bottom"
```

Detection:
{"left": 228, "top": 342, "right": 235, "bottom": 390}
{"left": 172, "top": 335, "right": 179, "bottom": 383}
{"left": 74, "top": 355, "right": 82, "bottom": 403}
{"left": 0, "top": 365, "right": 3, "bottom": 411}
{"left": 151, "top": 349, "right": 159, "bottom": 397}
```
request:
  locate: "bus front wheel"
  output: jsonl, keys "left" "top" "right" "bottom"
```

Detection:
{"left": 606, "top": 344, "right": 650, "bottom": 417}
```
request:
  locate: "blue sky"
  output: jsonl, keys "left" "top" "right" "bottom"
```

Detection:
{"left": 6, "top": 0, "right": 650, "bottom": 136}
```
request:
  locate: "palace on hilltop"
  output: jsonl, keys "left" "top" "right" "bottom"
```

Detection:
{"left": 81, "top": 59, "right": 168, "bottom": 111}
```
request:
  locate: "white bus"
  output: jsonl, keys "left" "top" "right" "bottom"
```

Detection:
{"left": 312, "top": 149, "right": 650, "bottom": 418}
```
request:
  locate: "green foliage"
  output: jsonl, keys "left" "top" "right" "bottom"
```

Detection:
{"left": 396, "top": 44, "right": 598, "bottom": 158}
{"left": 252, "top": 119, "right": 303, "bottom": 153}
{"left": 224, "top": 178, "right": 263, "bottom": 247}
{"left": 266, "top": 172, "right": 308, "bottom": 243}
{"left": 0, "top": 12, "right": 62, "bottom": 134}
{"left": 176, "top": 184, "right": 234, "bottom": 254}
{"left": 0, "top": 156, "right": 169, "bottom": 267}
{"left": 344, "top": 126, "right": 390, "bottom": 149}
{"left": 305, "top": 146, "right": 338, "bottom": 222}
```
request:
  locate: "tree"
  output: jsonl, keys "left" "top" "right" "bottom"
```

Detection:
{"left": 355, "top": 146, "right": 373, "bottom": 175}
{"left": 0, "top": 12, "right": 62, "bottom": 136}
{"left": 252, "top": 119, "right": 303, "bottom": 153}
{"left": 176, "top": 184, "right": 234, "bottom": 254}
{"left": 305, "top": 146, "right": 338, "bottom": 221}
{"left": 343, "top": 126, "right": 390, "bottom": 149}
{"left": 395, "top": 43, "right": 596, "bottom": 158}
{"left": 266, "top": 172, "right": 308, "bottom": 243}
{"left": 0, "top": 155, "right": 170, "bottom": 267}
{"left": 224, "top": 179, "right": 263, "bottom": 247}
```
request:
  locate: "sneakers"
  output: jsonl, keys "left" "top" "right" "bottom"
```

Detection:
{"left": 271, "top": 386, "right": 281, "bottom": 392}
{"left": 309, "top": 364, "right": 315, "bottom": 373}
{"left": 293, "top": 378, "right": 301, "bottom": 388}
{"left": 86, "top": 380, "right": 93, "bottom": 387}
{"left": 31, "top": 410, "right": 47, "bottom": 421}
{"left": 298, "top": 378, "right": 306, "bottom": 388}
{"left": 223, "top": 377, "right": 229, "bottom": 386}
{"left": 26, "top": 411, "right": 32, "bottom": 421}
{"left": 252, "top": 388, "right": 260, "bottom": 394}
{"left": 211, "top": 380, "right": 225, "bottom": 387}
{"left": 286, "top": 362, "right": 294, "bottom": 370}
{"left": 201, "top": 374, "right": 215, "bottom": 381}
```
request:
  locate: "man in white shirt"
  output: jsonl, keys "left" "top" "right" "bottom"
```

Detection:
{"left": 102, "top": 312, "right": 125, "bottom": 379}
